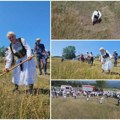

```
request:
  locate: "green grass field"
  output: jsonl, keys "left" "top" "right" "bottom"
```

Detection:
{"left": 51, "top": 1, "right": 120, "bottom": 39}
{"left": 51, "top": 58, "right": 120, "bottom": 79}
{"left": 0, "top": 58, "right": 50, "bottom": 119}
{"left": 51, "top": 95, "right": 120, "bottom": 119}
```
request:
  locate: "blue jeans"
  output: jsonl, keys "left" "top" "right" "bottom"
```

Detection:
{"left": 37, "top": 56, "right": 47, "bottom": 74}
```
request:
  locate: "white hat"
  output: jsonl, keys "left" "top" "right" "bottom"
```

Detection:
{"left": 99, "top": 47, "right": 104, "bottom": 51}
{"left": 36, "top": 38, "right": 41, "bottom": 41}
{"left": 114, "top": 50, "right": 117, "bottom": 52}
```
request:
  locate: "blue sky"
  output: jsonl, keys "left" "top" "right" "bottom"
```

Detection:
{"left": 0, "top": 1, "right": 50, "bottom": 50}
{"left": 52, "top": 40, "right": 120, "bottom": 56}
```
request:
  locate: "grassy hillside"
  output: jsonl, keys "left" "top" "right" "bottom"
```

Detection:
{"left": 51, "top": 58, "right": 120, "bottom": 79}
{"left": 51, "top": 96, "right": 120, "bottom": 119}
{"left": 0, "top": 58, "right": 50, "bottom": 119}
{"left": 52, "top": 1, "right": 120, "bottom": 39}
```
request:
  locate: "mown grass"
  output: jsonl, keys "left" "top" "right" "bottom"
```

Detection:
{"left": 51, "top": 96, "right": 120, "bottom": 119}
{"left": 51, "top": 58, "right": 120, "bottom": 79}
{"left": 51, "top": 1, "right": 120, "bottom": 39}
{"left": 0, "top": 57, "right": 50, "bottom": 119}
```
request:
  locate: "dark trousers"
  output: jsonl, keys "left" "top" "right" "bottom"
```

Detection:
{"left": 90, "top": 57, "right": 94, "bottom": 65}
{"left": 37, "top": 56, "right": 47, "bottom": 74}
{"left": 114, "top": 59, "right": 117, "bottom": 67}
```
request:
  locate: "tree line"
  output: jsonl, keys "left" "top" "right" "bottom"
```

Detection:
{"left": 0, "top": 46, "right": 5, "bottom": 57}
{"left": 62, "top": 46, "right": 120, "bottom": 59}
{"left": 52, "top": 81, "right": 107, "bottom": 89}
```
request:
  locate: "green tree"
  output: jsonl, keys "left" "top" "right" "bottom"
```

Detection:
{"left": 96, "top": 81, "right": 107, "bottom": 89}
{"left": 62, "top": 46, "right": 76, "bottom": 59}
{"left": 95, "top": 54, "right": 100, "bottom": 58}
{"left": 0, "top": 46, "right": 5, "bottom": 57}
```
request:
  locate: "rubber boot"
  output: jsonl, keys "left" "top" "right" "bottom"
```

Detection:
{"left": 29, "top": 84, "right": 34, "bottom": 94}
{"left": 13, "top": 84, "right": 19, "bottom": 92}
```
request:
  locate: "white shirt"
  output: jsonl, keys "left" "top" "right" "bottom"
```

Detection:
{"left": 90, "top": 53, "right": 93, "bottom": 57}
{"left": 92, "top": 10, "right": 102, "bottom": 22}
{"left": 5, "top": 50, "right": 9, "bottom": 61}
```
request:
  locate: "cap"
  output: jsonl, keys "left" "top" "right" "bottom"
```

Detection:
{"left": 36, "top": 38, "right": 41, "bottom": 41}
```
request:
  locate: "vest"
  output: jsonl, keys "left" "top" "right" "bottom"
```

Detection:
{"left": 10, "top": 38, "right": 26, "bottom": 59}
{"left": 103, "top": 51, "right": 109, "bottom": 59}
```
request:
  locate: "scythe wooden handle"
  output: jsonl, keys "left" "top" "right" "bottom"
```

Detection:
{"left": 0, "top": 55, "right": 35, "bottom": 77}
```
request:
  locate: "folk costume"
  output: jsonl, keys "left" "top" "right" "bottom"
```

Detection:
{"left": 100, "top": 49, "right": 113, "bottom": 72}
{"left": 92, "top": 10, "right": 102, "bottom": 25}
{"left": 5, "top": 38, "right": 37, "bottom": 93}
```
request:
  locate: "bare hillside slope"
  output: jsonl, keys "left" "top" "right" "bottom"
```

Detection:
{"left": 52, "top": 1, "right": 120, "bottom": 39}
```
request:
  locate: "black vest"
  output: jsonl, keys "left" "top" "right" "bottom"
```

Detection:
{"left": 10, "top": 38, "right": 26, "bottom": 59}
{"left": 103, "top": 51, "right": 109, "bottom": 59}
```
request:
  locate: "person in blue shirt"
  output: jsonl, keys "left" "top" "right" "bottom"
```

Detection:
{"left": 34, "top": 38, "right": 47, "bottom": 75}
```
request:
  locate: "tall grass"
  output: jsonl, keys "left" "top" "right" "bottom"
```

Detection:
{"left": 51, "top": 58, "right": 120, "bottom": 79}
{"left": 0, "top": 58, "right": 50, "bottom": 119}
{"left": 51, "top": 1, "right": 120, "bottom": 39}
{"left": 52, "top": 96, "right": 120, "bottom": 119}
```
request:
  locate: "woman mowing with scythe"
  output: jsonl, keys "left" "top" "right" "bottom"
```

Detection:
{"left": 99, "top": 47, "right": 113, "bottom": 73}
{"left": 4, "top": 31, "right": 37, "bottom": 94}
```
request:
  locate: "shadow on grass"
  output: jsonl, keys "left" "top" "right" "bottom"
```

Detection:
{"left": 111, "top": 72, "right": 120, "bottom": 76}
{"left": 12, "top": 88, "right": 50, "bottom": 95}
{"left": 32, "top": 88, "right": 50, "bottom": 95}
{"left": 114, "top": 66, "right": 120, "bottom": 67}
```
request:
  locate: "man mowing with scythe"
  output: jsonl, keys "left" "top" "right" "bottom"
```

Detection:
{"left": 4, "top": 31, "right": 37, "bottom": 94}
